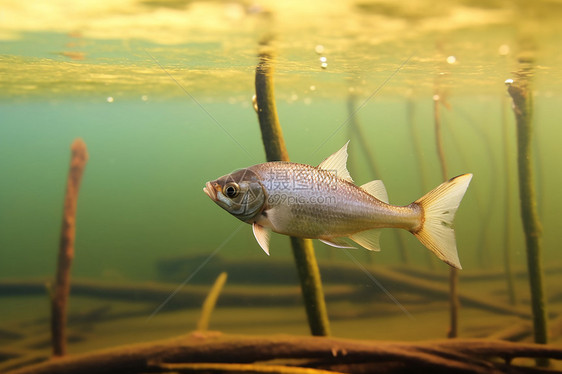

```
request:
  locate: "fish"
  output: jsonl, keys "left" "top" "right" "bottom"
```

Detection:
{"left": 203, "top": 142, "right": 472, "bottom": 269}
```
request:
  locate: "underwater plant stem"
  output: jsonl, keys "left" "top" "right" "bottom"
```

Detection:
{"left": 347, "top": 94, "right": 410, "bottom": 265}
{"left": 406, "top": 99, "right": 435, "bottom": 270}
{"left": 289, "top": 237, "right": 331, "bottom": 336}
{"left": 447, "top": 268, "right": 459, "bottom": 339}
{"left": 255, "top": 47, "right": 331, "bottom": 336}
{"left": 507, "top": 70, "right": 549, "bottom": 352}
{"left": 501, "top": 94, "right": 517, "bottom": 305}
{"left": 433, "top": 96, "right": 448, "bottom": 179}
{"left": 196, "top": 272, "right": 228, "bottom": 332}
{"left": 255, "top": 48, "right": 289, "bottom": 163}
{"left": 433, "top": 93, "right": 459, "bottom": 339}
{"left": 51, "top": 139, "right": 88, "bottom": 357}
{"left": 346, "top": 94, "right": 380, "bottom": 177}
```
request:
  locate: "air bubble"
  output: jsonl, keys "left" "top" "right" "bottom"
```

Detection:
{"left": 498, "top": 44, "right": 510, "bottom": 56}
{"left": 252, "top": 94, "right": 258, "bottom": 112}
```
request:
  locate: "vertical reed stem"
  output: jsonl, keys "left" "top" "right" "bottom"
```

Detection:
{"left": 255, "top": 46, "right": 331, "bottom": 336}
{"left": 406, "top": 99, "right": 434, "bottom": 269}
{"left": 501, "top": 94, "right": 517, "bottom": 305}
{"left": 51, "top": 138, "right": 88, "bottom": 357}
{"left": 433, "top": 94, "right": 459, "bottom": 339}
{"left": 347, "top": 94, "right": 409, "bottom": 265}
{"left": 507, "top": 66, "right": 548, "bottom": 365}
{"left": 433, "top": 95, "right": 448, "bottom": 179}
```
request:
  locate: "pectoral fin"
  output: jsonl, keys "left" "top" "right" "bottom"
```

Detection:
{"left": 319, "top": 237, "right": 356, "bottom": 249}
{"left": 252, "top": 223, "right": 271, "bottom": 255}
{"left": 350, "top": 229, "right": 382, "bottom": 251}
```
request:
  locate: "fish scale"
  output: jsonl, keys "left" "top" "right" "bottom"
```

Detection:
{"left": 251, "top": 162, "right": 385, "bottom": 237}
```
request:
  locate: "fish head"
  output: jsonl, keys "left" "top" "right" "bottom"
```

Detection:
{"left": 203, "top": 168, "right": 266, "bottom": 222}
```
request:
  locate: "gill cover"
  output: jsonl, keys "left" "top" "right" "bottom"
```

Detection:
{"left": 207, "top": 168, "right": 266, "bottom": 223}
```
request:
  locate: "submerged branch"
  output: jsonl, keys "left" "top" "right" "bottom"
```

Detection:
{"left": 6, "top": 332, "right": 562, "bottom": 374}
{"left": 0, "top": 264, "right": 532, "bottom": 318}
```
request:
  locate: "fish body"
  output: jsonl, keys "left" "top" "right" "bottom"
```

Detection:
{"left": 204, "top": 142, "right": 472, "bottom": 269}
{"left": 247, "top": 162, "right": 420, "bottom": 237}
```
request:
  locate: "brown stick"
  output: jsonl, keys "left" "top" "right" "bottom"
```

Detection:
{"left": 487, "top": 321, "right": 532, "bottom": 342}
{"left": 0, "top": 353, "right": 48, "bottom": 373}
{"left": 51, "top": 139, "right": 88, "bottom": 357}
{"left": 0, "top": 267, "right": 531, "bottom": 318}
{"left": 6, "top": 332, "right": 562, "bottom": 374}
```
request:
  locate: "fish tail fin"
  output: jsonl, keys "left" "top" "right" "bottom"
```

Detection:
{"left": 412, "top": 173, "right": 473, "bottom": 269}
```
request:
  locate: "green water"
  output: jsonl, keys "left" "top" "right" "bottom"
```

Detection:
{"left": 1, "top": 0, "right": 562, "bottom": 356}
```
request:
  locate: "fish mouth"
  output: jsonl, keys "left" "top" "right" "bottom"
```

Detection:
{"left": 203, "top": 181, "right": 219, "bottom": 201}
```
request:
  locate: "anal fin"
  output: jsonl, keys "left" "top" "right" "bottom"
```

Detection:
{"left": 350, "top": 229, "right": 382, "bottom": 251}
{"left": 252, "top": 223, "right": 271, "bottom": 255}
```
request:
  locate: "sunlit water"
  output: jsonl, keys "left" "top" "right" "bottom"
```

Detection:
{"left": 1, "top": 0, "right": 562, "bottom": 352}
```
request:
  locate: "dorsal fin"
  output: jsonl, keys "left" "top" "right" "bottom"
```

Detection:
{"left": 317, "top": 141, "right": 353, "bottom": 183}
{"left": 360, "top": 180, "right": 389, "bottom": 203}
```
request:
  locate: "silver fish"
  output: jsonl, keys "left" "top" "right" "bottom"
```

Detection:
{"left": 204, "top": 142, "right": 472, "bottom": 269}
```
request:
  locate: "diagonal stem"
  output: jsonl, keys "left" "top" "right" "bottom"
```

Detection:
{"left": 254, "top": 44, "right": 331, "bottom": 336}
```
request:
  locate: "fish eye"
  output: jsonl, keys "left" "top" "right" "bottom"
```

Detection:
{"left": 223, "top": 182, "right": 240, "bottom": 198}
